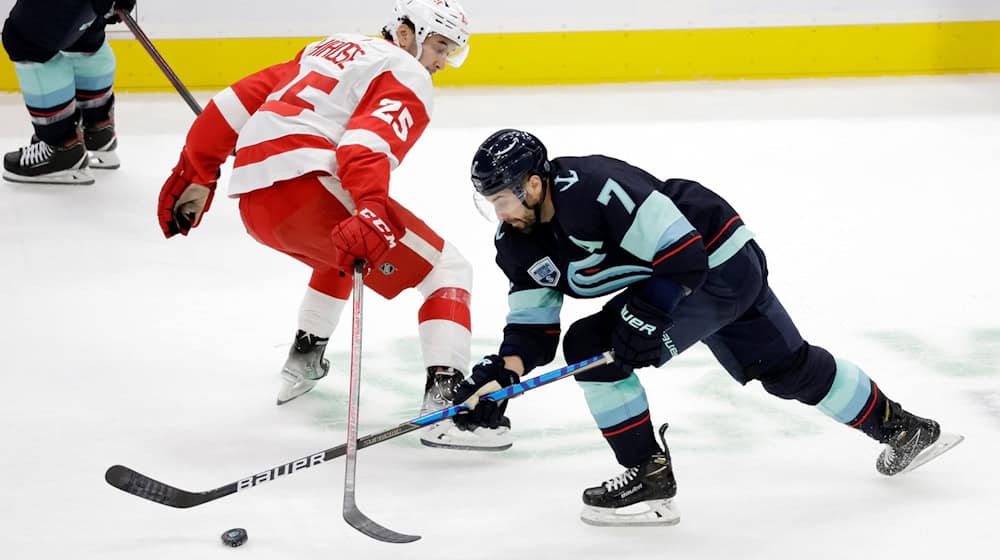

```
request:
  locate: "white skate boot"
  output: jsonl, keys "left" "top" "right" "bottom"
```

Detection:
{"left": 418, "top": 367, "right": 513, "bottom": 451}
{"left": 276, "top": 330, "right": 330, "bottom": 405}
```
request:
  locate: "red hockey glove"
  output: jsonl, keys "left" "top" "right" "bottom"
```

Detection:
{"left": 329, "top": 203, "right": 401, "bottom": 271}
{"left": 158, "top": 150, "right": 217, "bottom": 238}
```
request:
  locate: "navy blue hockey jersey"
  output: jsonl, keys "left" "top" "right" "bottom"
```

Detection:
{"left": 494, "top": 155, "right": 753, "bottom": 370}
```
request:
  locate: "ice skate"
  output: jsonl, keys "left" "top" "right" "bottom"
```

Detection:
{"left": 418, "top": 367, "right": 513, "bottom": 451}
{"left": 876, "top": 402, "right": 963, "bottom": 476}
{"left": 84, "top": 120, "right": 120, "bottom": 169}
{"left": 580, "top": 423, "right": 680, "bottom": 527}
{"left": 3, "top": 136, "right": 93, "bottom": 185}
{"left": 276, "top": 330, "right": 330, "bottom": 405}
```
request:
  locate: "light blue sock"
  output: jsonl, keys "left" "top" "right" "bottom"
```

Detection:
{"left": 14, "top": 55, "right": 75, "bottom": 110}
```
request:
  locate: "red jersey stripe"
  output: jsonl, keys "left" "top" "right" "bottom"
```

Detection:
{"left": 235, "top": 133, "right": 337, "bottom": 168}
{"left": 652, "top": 234, "right": 704, "bottom": 267}
{"left": 705, "top": 215, "right": 742, "bottom": 249}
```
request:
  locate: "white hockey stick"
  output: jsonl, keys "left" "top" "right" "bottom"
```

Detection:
{"left": 342, "top": 261, "right": 420, "bottom": 543}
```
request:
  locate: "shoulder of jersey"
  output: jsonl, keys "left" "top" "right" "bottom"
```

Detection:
{"left": 552, "top": 154, "right": 618, "bottom": 176}
{"left": 327, "top": 33, "right": 430, "bottom": 81}
{"left": 549, "top": 156, "right": 602, "bottom": 200}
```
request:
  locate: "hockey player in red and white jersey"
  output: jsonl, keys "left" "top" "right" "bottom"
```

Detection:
{"left": 155, "top": 0, "right": 510, "bottom": 451}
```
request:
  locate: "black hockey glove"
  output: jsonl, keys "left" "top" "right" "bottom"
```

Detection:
{"left": 103, "top": 1, "right": 136, "bottom": 25}
{"left": 611, "top": 295, "right": 673, "bottom": 369}
{"left": 452, "top": 355, "right": 519, "bottom": 430}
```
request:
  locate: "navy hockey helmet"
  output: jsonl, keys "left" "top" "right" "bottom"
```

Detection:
{"left": 470, "top": 129, "right": 551, "bottom": 199}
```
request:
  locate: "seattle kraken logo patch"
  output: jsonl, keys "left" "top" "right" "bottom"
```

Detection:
{"left": 528, "top": 257, "right": 560, "bottom": 287}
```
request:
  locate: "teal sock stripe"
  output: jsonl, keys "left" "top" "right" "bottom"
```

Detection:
{"left": 14, "top": 56, "right": 75, "bottom": 108}
{"left": 579, "top": 373, "right": 650, "bottom": 429}
{"left": 66, "top": 41, "right": 116, "bottom": 91}
{"left": 816, "top": 358, "right": 874, "bottom": 423}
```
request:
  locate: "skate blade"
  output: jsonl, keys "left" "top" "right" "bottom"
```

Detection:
{"left": 419, "top": 422, "right": 513, "bottom": 452}
{"left": 419, "top": 438, "right": 513, "bottom": 452}
{"left": 88, "top": 151, "right": 120, "bottom": 169}
{"left": 580, "top": 498, "right": 681, "bottom": 527}
{"left": 3, "top": 168, "right": 95, "bottom": 185}
{"left": 897, "top": 432, "right": 964, "bottom": 475}
{"left": 276, "top": 378, "right": 318, "bottom": 405}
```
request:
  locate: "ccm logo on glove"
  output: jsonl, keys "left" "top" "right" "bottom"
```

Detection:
{"left": 359, "top": 207, "right": 397, "bottom": 249}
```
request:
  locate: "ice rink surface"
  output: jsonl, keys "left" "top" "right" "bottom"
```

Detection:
{"left": 1, "top": 74, "right": 998, "bottom": 558}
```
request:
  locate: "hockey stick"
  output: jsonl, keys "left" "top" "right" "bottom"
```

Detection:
{"left": 105, "top": 354, "right": 614, "bottom": 509}
{"left": 342, "top": 261, "right": 419, "bottom": 543}
{"left": 116, "top": 9, "right": 204, "bottom": 115}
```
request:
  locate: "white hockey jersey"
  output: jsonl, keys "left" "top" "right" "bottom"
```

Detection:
{"left": 178, "top": 33, "right": 434, "bottom": 207}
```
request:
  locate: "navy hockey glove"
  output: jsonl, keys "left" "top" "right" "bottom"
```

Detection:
{"left": 104, "top": 1, "right": 137, "bottom": 24}
{"left": 612, "top": 296, "right": 673, "bottom": 369}
{"left": 452, "top": 355, "right": 519, "bottom": 430}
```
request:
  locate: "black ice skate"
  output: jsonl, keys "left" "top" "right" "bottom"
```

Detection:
{"left": 419, "top": 367, "right": 513, "bottom": 451}
{"left": 84, "top": 120, "right": 120, "bottom": 169}
{"left": 276, "top": 330, "right": 330, "bottom": 405}
{"left": 3, "top": 136, "right": 93, "bottom": 185}
{"left": 580, "top": 423, "right": 680, "bottom": 526}
{"left": 876, "top": 402, "right": 963, "bottom": 476}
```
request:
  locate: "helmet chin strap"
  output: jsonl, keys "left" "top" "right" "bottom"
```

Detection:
{"left": 520, "top": 177, "right": 549, "bottom": 224}
{"left": 413, "top": 37, "right": 423, "bottom": 60}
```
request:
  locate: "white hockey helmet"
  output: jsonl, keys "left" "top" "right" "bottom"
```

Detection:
{"left": 388, "top": 0, "right": 471, "bottom": 67}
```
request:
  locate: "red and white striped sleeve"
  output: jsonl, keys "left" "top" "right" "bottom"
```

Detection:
{"left": 334, "top": 66, "right": 432, "bottom": 206}
{"left": 179, "top": 57, "right": 301, "bottom": 185}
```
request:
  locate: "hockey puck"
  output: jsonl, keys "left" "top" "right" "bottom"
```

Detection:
{"left": 221, "top": 528, "right": 248, "bottom": 547}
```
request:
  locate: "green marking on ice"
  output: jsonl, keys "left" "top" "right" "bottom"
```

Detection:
{"left": 868, "top": 328, "right": 1000, "bottom": 378}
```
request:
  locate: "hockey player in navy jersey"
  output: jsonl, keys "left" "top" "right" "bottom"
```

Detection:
{"left": 451, "top": 128, "right": 963, "bottom": 527}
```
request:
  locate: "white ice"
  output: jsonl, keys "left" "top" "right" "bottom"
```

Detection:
{"left": 1, "top": 75, "right": 998, "bottom": 558}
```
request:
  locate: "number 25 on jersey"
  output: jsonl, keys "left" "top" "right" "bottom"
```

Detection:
{"left": 371, "top": 98, "right": 414, "bottom": 142}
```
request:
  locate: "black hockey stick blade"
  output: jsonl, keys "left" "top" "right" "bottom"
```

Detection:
{"left": 344, "top": 499, "right": 420, "bottom": 543}
{"left": 105, "top": 464, "right": 217, "bottom": 508}
{"left": 104, "top": 352, "right": 613, "bottom": 509}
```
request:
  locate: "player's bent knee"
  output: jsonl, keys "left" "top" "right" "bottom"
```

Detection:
{"left": 419, "top": 242, "right": 472, "bottom": 294}
{"left": 754, "top": 342, "right": 836, "bottom": 405}
{"left": 563, "top": 313, "right": 606, "bottom": 364}
{"left": 565, "top": 314, "right": 629, "bottom": 383}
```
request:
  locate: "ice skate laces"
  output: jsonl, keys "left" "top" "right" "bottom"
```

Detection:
{"left": 427, "top": 370, "right": 461, "bottom": 402}
{"left": 20, "top": 141, "right": 53, "bottom": 166}
{"left": 603, "top": 466, "right": 640, "bottom": 491}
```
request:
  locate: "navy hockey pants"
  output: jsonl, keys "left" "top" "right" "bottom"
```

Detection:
{"left": 564, "top": 240, "right": 865, "bottom": 466}
{"left": 569, "top": 240, "right": 808, "bottom": 385}
{"left": 2, "top": 1, "right": 115, "bottom": 144}
{"left": 2, "top": 0, "right": 107, "bottom": 62}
